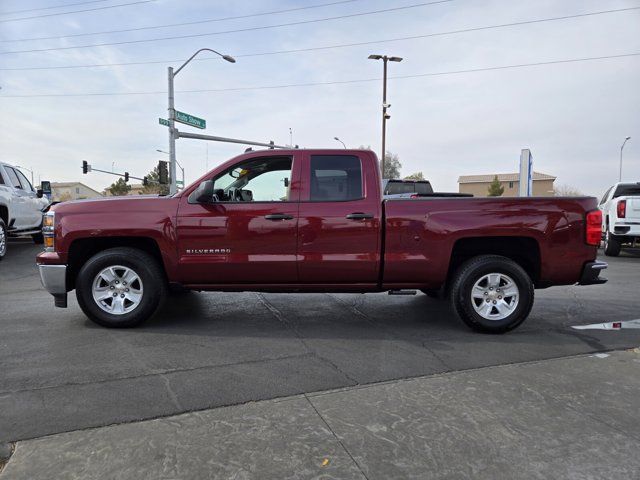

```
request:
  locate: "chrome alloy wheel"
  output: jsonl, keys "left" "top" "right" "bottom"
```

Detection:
{"left": 0, "top": 224, "right": 6, "bottom": 256}
{"left": 92, "top": 265, "right": 144, "bottom": 315}
{"left": 471, "top": 272, "right": 519, "bottom": 321}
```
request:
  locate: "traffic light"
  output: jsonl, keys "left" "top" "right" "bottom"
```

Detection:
{"left": 158, "top": 161, "right": 169, "bottom": 185}
{"left": 143, "top": 176, "right": 148, "bottom": 186}
{"left": 124, "top": 172, "right": 129, "bottom": 182}
{"left": 82, "top": 161, "right": 88, "bottom": 174}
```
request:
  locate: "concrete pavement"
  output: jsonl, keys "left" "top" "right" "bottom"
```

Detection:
{"left": 2, "top": 348, "right": 639, "bottom": 479}
{"left": 2, "top": 242, "right": 640, "bottom": 444}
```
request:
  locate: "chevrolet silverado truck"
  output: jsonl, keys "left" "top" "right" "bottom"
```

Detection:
{"left": 36, "top": 149, "right": 607, "bottom": 333}
{"left": 599, "top": 182, "right": 640, "bottom": 256}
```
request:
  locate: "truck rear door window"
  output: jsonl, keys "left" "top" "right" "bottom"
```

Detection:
{"left": 4, "top": 167, "right": 22, "bottom": 189}
{"left": 310, "top": 155, "right": 362, "bottom": 201}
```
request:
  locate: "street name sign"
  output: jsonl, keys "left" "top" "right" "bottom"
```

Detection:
{"left": 175, "top": 111, "right": 206, "bottom": 129}
{"left": 159, "top": 118, "right": 170, "bottom": 127}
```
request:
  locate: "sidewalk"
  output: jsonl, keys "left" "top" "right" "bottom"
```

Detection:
{"left": 2, "top": 349, "right": 639, "bottom": 479}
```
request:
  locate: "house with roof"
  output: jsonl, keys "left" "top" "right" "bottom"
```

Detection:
{"left": 51, "top": 182, "right": 104, "bottom": 202}
{"left": 458, "top": 172, "right": 556, "bottom": 197}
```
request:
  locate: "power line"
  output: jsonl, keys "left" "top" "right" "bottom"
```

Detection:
{"left": 0, "top": 0, "right": 454, "bottom": 54}
{"left": 0, "top": 0, "right": 115, "bottom": 16}
{"left": 2, "top": 53, "right": 637, "bottom": 98}
{"left": 1, "top": 6, "right": 638, "bottom": 70}
{"left": 1, "top": 0, "right": 365, "bottom": 43}
{"left": 0, "top": 0, "right": 156, "bottom": 23}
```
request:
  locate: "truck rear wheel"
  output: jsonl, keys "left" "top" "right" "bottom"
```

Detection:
{"left": 450, "top": 255, "right": 534, "bottom": 334}
{"left": 603, "top": 231, "right": 621, "bottom": 257}
{"left": 75, "top": 247, "right": 167, "bottom": 328}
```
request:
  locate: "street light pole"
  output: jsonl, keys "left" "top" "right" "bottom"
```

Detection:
{"left": 334, "top": 137, "right": 346, "bottom": 149}
{"left": 619, "top": 136, "right": 631, "bottom": 182}
{"left": 167, "top": 48, "right": 235, "bottom": 195}
{"left": 369, "top": 54, "right": 402, "bottom": 178}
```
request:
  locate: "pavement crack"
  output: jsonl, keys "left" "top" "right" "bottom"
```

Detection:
{"left": 304, "top": 394, "right": 370, "bottom": 480}
{"left": 0, "top": 353, "right": 317, "bottom": 396}
{"left": 255, "top": 293, "right": 360, "bottom": 385}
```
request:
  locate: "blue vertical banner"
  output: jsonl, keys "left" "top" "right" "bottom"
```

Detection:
{"left": 519, "top": 149, "right": 533, "bottom": 197}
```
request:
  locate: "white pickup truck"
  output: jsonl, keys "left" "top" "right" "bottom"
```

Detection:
{"left": 0, "top": 162, "right": 50, "bottom": 261}
{"left": 599, "top": 182, "right": 640, "bottom": 256}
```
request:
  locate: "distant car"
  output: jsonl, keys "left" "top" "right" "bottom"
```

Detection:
{"left": 0, "top": 162, "right": 50, "bottom": 261}
{"left": 599, "top": 182, "right": 640, "bottom": 256}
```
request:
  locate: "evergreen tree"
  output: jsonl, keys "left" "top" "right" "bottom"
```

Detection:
{"left": 108, "top": 178, "right": 131, "bottom": 196}
{"left": 487, "top": 175, "right": 504, "bottom": 196}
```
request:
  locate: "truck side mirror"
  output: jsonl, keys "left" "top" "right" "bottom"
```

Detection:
{"left": 189, "top": 180, "right": 215, "bottom": 204}
{"left": 37, "top": 189, "right": 44, "bottom": 198}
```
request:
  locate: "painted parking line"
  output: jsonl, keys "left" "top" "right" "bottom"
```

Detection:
{"left": 572, "top": 319, "right": 640, "bottom": 330}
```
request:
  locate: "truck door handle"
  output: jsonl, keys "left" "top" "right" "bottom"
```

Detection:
{"left": 264, "top": 213, "right": 294, "bottom": 221}
{"left": 346, "top": 213, "right": 374, "bottom": 220}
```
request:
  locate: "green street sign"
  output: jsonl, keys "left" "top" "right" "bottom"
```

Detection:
{"left": 176, "top": 180, "right": 184, "bottom": 186}
{"left": 175, "top": 110, "right": 206, "bottom": 129}
{"left": 159, "top": 118, "right": 170, "bottom": 127}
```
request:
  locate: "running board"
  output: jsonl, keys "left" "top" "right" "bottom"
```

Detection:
{"left": 8, "top": 229, "right": 41, "bottom": 237}
{"left": 388, "top": 289, "right": 417, "bottom": 296}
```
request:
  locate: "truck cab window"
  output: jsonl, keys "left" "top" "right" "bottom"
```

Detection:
{"left": 310, "top": 155, "right": 362, "bottom": 201}
{"left": 213, "top": 156, "right": 292, "bottom": 202}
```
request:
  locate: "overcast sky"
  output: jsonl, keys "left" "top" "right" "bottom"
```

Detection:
{"left": 0, "top": 0, "right": 638, "bottom": 196}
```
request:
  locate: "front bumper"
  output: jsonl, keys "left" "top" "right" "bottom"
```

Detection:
{"left": 38, "top": 264, "right": 68, "bottom": 307}
{"left": 578, "top": 261, "right": 608, "bottom": 286}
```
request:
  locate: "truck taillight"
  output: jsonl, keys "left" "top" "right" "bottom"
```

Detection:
{"left": 585, "top": 209, "right": 602, "bottom": 246}
{"left": 617, "top": 199, "right": 626, "bottom": 218}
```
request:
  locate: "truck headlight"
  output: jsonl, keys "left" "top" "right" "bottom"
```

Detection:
{"left": 43, "top": 212, "right": 55, "bottom": 252}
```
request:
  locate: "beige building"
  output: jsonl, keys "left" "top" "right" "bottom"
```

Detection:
{"left": 51, "top": 182, "right": 104, "bottom": 202}
{"left": 458, "top": 172, "right": 556, "bottom": 197}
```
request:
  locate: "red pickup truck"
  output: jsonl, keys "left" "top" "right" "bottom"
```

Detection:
{"left": 37, "top": 149, "right": 606, "bottom": 333}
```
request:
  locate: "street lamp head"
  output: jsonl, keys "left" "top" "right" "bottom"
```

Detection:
{"left": 388, "top": 56, "right": 403, "bottom": 62}
{"left": 625, "top": 136, "right": 631, "bottom": 141}
{"left": 222, "top": 55, "right": 236, "bottom": 63}
{"left": 368, "top": 54, "right": 383, "bottom": 60}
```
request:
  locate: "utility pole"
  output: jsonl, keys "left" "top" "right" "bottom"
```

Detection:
{"left": 168, "top": 66, "right": 177, "bottom": 195}
{"left": 167, "top": 48, "right": 235, "bottom": 195}
{"left": 368, "top": 54, "right": 403, "bottom": 178}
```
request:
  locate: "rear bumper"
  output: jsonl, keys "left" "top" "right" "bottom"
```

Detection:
{"left": 577, "top": 261, "right": 608, "bottom": 285}
{"left": 38, "top": 264, "right": 68, "bottom": 307}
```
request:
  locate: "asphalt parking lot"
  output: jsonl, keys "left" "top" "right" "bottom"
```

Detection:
{"left": 1, "top": 241, "right": 639, "bottom": 444}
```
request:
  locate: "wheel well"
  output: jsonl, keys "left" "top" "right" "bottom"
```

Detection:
{"left": 448, "top": 236, "right": 541, "bottom": 286}
{"left": 0, "top": 205, "right": 8, "bottom": 224}
{"left": 67, "top": 237, "right": 165, "bottom": 289}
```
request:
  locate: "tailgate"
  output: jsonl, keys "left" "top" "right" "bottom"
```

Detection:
{"left": 627, "top": 197, "right": 640, "bottom": 220}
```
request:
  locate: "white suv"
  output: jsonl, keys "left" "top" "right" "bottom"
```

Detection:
{"left": 0, "top": 162, "right": 50, "bottom": 260}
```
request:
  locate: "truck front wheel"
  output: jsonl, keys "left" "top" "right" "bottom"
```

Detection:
{"left": 0, "top": 219, "right": 7, "bottom": 261}
{"left": 450, "top": 255, "right": 534, "bottom": 334}
{"left": 75, "top": 247, "right": 167, "bottom": 328}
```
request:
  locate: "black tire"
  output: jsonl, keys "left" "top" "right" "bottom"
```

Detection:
{"left": 32, "top": 232, "right": 44, "bottom": 244}
{"left": 75, "top": 247, "right": 167, "bottom": 328}
{"left": 421, "top": 289, "right": 442, "bottom": 299}
{"left": 0, "top": 219, "right": 7, "bottom": 261}
{"left": 450, "top": 255, "right": 534, "bottom": 334}
{"left": 603, "top": 231, "right": 621, "bottom": 257}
